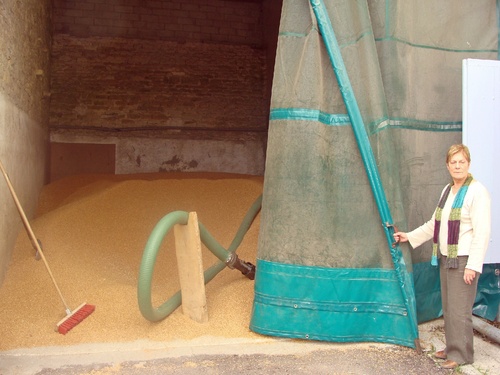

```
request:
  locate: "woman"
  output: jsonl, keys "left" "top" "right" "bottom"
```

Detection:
{"left": 394, "top": 144, "right": 491, "bottom": 370}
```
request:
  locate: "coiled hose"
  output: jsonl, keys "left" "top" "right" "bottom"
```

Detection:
{"left": 137, "top": 195, "right": 262, "bottom": 322}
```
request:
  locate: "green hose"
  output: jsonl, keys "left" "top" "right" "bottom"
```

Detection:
{"left": 137, "top": 195, "right": 262, "bottom": 322}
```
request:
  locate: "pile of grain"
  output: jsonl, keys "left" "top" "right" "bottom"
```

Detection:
{"left": 0, "top": 173, "right": 263, "bottom": 351}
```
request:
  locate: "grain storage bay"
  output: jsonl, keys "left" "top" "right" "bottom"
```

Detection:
{"left": 0, "top": 173, "right": 263, "bottom": 350}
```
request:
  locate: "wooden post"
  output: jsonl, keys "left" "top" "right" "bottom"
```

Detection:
{"left": 174, "top": 212, "right": 208, "bottom": 323}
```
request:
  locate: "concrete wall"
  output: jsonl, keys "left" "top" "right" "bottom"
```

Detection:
{"left": 49, "top": 0, "right": 274, "bottom": 179}
{"left": 0, "top": 0, "right": 52, "bottom": 283}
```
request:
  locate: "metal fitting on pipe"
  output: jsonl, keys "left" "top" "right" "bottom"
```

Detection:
{"left": 226, "top": 252, "right": 256, "bottom": 280}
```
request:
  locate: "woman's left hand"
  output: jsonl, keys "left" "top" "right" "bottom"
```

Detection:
{"left": 464, "top": 268, "right": 476, "bottom": 285}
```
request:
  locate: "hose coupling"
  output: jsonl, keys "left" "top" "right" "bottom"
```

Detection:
{"left": 225, "top": 252, "right": 256, "bottom": 280}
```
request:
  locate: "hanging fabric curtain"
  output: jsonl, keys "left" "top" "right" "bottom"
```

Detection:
{"left": 250, "top": 0, "right": 498, "bottom": 348}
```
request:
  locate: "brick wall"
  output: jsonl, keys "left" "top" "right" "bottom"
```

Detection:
{"left": 49, "top": 0, "right": 273, "bottom": 177}
{"left": 49, "top": 34, "right": 267, "bottom": 132}
{"left": 53, "top": 0, "right": 263, "bottom": 46}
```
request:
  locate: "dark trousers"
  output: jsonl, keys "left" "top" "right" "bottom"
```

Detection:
{"left": 440, "top": 255, "right": 478, "bottom": 364}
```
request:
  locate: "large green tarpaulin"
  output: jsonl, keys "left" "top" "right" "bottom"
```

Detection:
{"left": 250, "top": 0, "right": 499, "bottom": 348}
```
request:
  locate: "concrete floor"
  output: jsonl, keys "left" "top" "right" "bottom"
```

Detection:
{"left": 1, "top": 319, "right": 499, "bottom": 375}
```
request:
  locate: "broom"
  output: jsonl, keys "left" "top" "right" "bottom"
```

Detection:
{"left": 0, "top": 159, "right": 95, "bottom": 334}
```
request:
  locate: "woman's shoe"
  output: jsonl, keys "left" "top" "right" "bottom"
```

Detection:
{"left": 441, "top": 360, "right": 458, "bottom": 369}
{"left": 434, "top": 350, "right": 447, "bottom": 360}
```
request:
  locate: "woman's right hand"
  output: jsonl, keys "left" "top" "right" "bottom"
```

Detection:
{"left": 393, "top": 232, "right": 409, "bottom": 243}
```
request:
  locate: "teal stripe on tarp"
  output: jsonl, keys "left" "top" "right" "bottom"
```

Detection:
{"left": 373, "top": 118, "right": 462, "bottom": 133}
{"left": 270, "top": 109, "right": 462, "bottom": 133}
{"left": 270, "top": 108, "right": 350, "bottom": 126}
{"left": 250, "top": 259, "right": 416, "bottom": 348}
{"left": 374, "top": 35, "right": 497, "bottom": 54}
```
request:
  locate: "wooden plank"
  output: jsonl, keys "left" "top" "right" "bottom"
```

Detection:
{"left": 174, "top": 212, "right": 208, "bottom": 323}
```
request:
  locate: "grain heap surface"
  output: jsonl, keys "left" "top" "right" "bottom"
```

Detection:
{"left": 0, "top": 173, "right": 263, "bottom": 350}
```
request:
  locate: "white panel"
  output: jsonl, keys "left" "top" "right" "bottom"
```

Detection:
{"left": 462, "top": 59, "right": 500, "bottom": 264}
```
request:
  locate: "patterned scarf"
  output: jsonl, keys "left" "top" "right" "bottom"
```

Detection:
{"left": 432, "top": 174, "right": 473, "bottom": 268}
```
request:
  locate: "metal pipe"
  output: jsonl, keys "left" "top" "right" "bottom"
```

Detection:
{"left": 472, "top": 316, "right": 500, "bottom": 344}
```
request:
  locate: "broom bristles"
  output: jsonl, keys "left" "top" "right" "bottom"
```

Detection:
{"left": 56, "top": 302, "right": 95, "bottom": 334}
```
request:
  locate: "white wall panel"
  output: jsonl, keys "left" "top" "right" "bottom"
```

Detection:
{"left": 462, "top": 58, "right": 500, "bottom": 264}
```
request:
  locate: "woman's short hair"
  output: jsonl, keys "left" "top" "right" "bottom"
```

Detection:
{"left": 446, "top": 144, "right": 471, "bottom": 163}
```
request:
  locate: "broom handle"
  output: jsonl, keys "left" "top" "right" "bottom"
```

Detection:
{"left": 0, "top": 160, "right": 72, "bottom": 313}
